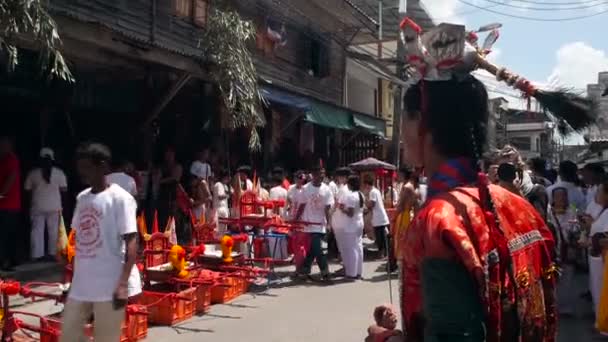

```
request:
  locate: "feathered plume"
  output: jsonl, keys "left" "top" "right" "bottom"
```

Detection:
{"left": 476, "top": 57, "right": 597, "bottom": 134}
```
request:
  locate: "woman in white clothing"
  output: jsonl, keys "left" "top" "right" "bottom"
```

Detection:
{"left": 581, "top": 180, "right": 608, "bottom": 316}
{"left": 335, "top": 175, "right": 365, "bottom": 280}
{"left": 546, "top": 187, "right": 578, "bottom": 315}
{"left": 25, "top": 148, "right": 67, "bottom": 261}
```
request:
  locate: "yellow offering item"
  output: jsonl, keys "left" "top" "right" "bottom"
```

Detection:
{"left": 66, "top": 230, "right": 76, "bottom": 263}
{"left": 168, "top": 245, "right": 189, "bottom": 278}
{"left": 220, "top": 235, "right": 234, "bottom": 263}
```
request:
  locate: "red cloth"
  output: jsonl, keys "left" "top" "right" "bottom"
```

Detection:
{"left": 291, "top": 232, "right": 310, "bottom": 269}
{"left": 400, "top": 185, "right": 557, "bottom": 341}
{"left": 0, "top": 152, "right": 21, "bottom": 211}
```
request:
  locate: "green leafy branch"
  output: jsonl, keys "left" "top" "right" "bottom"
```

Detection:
{"left": 199, "top": 6, "right": 265, "bottom": 151}
{"left": 0, "top": 0, "right": 72, "bottom": 81}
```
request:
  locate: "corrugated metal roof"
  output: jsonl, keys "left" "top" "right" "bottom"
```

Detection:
{"left": 50, "top": 0, "right": 205, "bottom": 59}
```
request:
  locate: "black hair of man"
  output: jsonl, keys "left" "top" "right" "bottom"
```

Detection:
{"left": 217, "top": 169, "right": 229, "bottom": 179}
{"left": 558, "top": 160, "right": 579, "bottom": 183}
{"left": 583, "top": 163, "right": 605, "bottom": 177}
{"left": 404, "top": 75, "right": 489, "bottom": 160}
{"left": 335, "top": 167, "right": 352, "bottom": 177}
{"left": 76, "top": 142, "right": 112, "bottom": 165}
{"left": 363, "top": 174, "right": 375, "bottom": 187}
{"left": 529, "top": 158, "right": 547, "bottom": 175}
{"left": 399, "top": 166, "right": 414, "bottom": 180}
{"left": 497, "top": 163, "right": 517, "bottom": 183}
{"left": 294, "top": 170, "right": 306, "bottom": 180}
{"left": 272, "top": 166, "right": 285, "bottom": 176}
{"left": 272, "top": 174, "right": 283, "bottom": 186}
{"left": 237, "top": 165, "right": 252, "bottom": 178}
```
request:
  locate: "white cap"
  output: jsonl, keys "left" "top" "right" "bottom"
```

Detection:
{"left": 40, "top": 147, "right": 54, "bottom": 160}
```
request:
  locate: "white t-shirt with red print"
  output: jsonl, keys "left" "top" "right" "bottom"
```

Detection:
{"left": 298, "top": 182, "right": 334, "bottom": 234}
{"left": 69, "top": 184, "right": 141, "bottom": 302}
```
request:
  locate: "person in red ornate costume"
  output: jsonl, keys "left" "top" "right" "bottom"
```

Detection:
{"left": 398, "top": 74, "right": 558, "bottom": 340}
{"left": 365, "top": 16, "right": 601, "bottom": 342}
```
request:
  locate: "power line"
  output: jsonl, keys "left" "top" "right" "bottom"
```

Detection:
{"left": 477, "top": 0, "right": 608, "bottom": 11}
{"left": 431, "top": 3, "right": 501, "bottom": 21}
{"left": 458, "top": 0, "right": 608, "bottom": 20}
{"left": 509, "top": 0, "right": 606, "bottom": 5}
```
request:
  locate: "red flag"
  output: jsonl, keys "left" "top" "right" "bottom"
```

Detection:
{"left": 176, "top": 184, "right": 192, "bottom": 214}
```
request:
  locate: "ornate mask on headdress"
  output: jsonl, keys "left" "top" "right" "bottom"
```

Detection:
{"left": 399, "top": 18, "right": 596, "bottom": 134}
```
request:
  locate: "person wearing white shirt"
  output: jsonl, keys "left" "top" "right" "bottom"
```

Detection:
{"left": 269, "top": 176, "right": 288, "bottom": 216}
{"left": 546, "top": 161, "right": 586, "bottom": 211}
{"left": 287, "top": 171, "right": 308, "bottom": 272}
{"left": 582, "top": 163, "right": 605, "bottom": 208}
{"left": 189, "top": 148, "right": 212, "bottom": 181}
{"left": 24, "top": 148, "right": 67, "bottom": 261}
{"left": 212, "top": 170, "right": 231, "bottom": 236}
{"left": 60, "top": 143, "right": 140, "bottom": 342}
{"left": 546, "top": 187, "right": 578, "bottom": 315}
{"left": 106, "top": 159, "right": 137, "bottom": 197}
{"left": 330, "top": 167, "right": 352, "bottom": 272}
{"left": 286, "top": 171, "right": 306, "bottom": 219}
{"left": 335, "top": 175, "right": 365, "bottom": 279}
{"left": 294, "top": 166, "right": 334, "bottom": 281}
{"left": 363, "top": 175, "right": 390, "bottom": 259}
{"left": 580, "top": 180, "right": 608, "bottom": 321}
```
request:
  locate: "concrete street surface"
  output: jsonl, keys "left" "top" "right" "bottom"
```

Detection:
{"left": 7, "top": 260, "right": 603, "bottom": 341}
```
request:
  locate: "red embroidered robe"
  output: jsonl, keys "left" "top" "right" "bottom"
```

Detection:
{"left": 400, "top": 185, "right": 557, "bottom": 342}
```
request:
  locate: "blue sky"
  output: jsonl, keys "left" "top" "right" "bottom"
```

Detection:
{"left": 418, "top": 0, "right": 608, "bottom": 144}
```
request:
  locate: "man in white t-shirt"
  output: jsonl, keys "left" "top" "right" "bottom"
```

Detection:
{"left": 286, "top": 171, "right": 306, "bottom": 219}
{"left": 269, "top": 175, "right": 288, "bottom": 216}
{"left": 190, "top": 148, "right": 212, "bottom": 181}
{"left": 363, "top": 175, "right": 390, "bottom": 259}
{"left": 61, "top": 143, "right": 141, "bottom": 342}
{"left": 24, "top": 148, "right": 68, "bottom": 260}
{"left": 213, "top": 170, "right": 231, "bottom": 235}
{"left": 294, "top": 165, "right": 334, "bottom": 281}
{"left": 106, "top": 159, "right": 137, "bottom": 197}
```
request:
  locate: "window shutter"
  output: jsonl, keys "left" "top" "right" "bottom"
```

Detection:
{"left": 297, "top": 32, "right": 312, "bottom": 72}
{"left": 192, "top": 0, "right": 208, "bottom": 27}
{"left": 173, "top": 0, "right": 191, "bottom": 17}
{"left": 318, "top": 42, "right": 331, "bottom": 78}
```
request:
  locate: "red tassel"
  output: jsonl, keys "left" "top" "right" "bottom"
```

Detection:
{"left": 399, "top": 17, "right": 422, "bottom": 34}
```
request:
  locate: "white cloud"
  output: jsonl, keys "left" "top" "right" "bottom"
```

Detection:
{"left": 420, "top": 0, "right": 465, "bottom": 24}
{"left": 548, "top": 42, "right": 608, "bottom": 90}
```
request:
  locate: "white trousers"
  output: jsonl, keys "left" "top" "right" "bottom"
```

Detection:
{"left": 335, "top": 229, "right": 364, "bottom": 278}
{"left": 60, "top": 299, "right": 124, "bottom": 342}
{"left": 30, "top": 211, "right": 59, "bottom": 259}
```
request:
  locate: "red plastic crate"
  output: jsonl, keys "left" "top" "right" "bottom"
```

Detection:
{"left": 40, "top": 313, "right": 127, "bottom": 342}
{"left": 126, "top": 305, "right": 148, "bottom": 341}
{"left": 194, "top": 285, "right": 212, "bottom": 313}
{"left": 138, "top": 284, "right": 196, "bottom": 326}
{"left": 210, "top": 276, "right": 249, "bottom": 304}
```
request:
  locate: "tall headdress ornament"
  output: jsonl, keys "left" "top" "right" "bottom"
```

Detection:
{"left": 399, "top": 18, "right": 597, "bottom": 134}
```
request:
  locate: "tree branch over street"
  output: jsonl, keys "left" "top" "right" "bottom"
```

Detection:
{"left": 199, "top": 4, "right": 265, "bottom": 151}
{"left": 0, "top": 0, "right": 72, "bottom": 81}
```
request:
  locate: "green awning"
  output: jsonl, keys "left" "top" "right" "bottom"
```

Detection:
{"left": 353, "top": 113, "right": 386, "bottom": 138}
{"left": 305, "top": 102, "right": 354, "bottom": 130}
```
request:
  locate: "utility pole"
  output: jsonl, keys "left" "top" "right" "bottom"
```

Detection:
{"left": 391, "top": 0, "right": 407, "bottom": 167}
